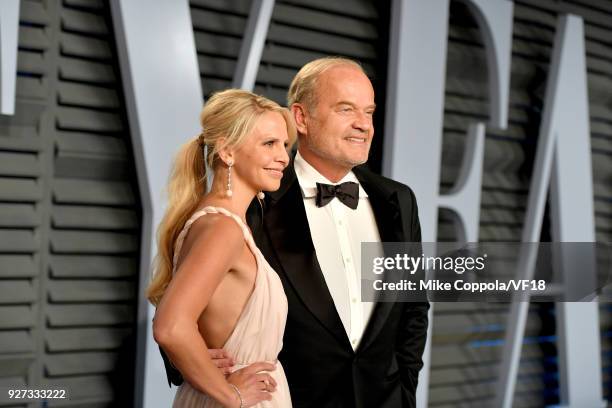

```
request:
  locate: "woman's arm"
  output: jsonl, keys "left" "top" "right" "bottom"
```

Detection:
{"left": 153, "top": 216, "right": 272, "bottom": 407}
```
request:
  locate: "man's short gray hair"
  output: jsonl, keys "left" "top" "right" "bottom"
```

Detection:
{"left": 287, "top": 56, "right": 364, "bottom": 110}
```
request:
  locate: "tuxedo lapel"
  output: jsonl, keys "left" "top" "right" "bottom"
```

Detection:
{"left": 265, "top": 162, "right": 352, "bottom": 349}
{"left": 354, "top": 167, "right": 406, "bottom": 352}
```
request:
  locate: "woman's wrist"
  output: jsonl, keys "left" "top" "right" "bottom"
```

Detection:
{"left": 228, "top": 383, "right": 243, "bottom": 407}
{"left": 221, "top": 383, "right": 242, "bottom": 408}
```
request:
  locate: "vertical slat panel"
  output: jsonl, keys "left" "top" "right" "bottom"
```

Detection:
{"left": 0, "top": 0, "right": 140, "bottom": 406}
{"left": 433, "top": 1, "right": 612, "bottom": 406}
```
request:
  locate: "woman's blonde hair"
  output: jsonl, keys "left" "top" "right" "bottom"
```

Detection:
{"left": 287, "top": 56, "right": 364, "bottom": 110}
{"left": 146, "top": 89, "right": 296, "bottom": 306}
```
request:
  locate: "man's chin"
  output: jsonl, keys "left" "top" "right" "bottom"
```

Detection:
{"left": 305, "top": 148, "right": 368, "bottom": 170}
{"left": 346, "top": 156, "right": 369, "bottom": 167}
{"left": 342, "top": 148, "right": 370, "bottom": 166}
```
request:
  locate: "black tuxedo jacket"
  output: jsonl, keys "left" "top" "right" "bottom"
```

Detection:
{"left": 249, "top": 161, "right": 429, "bottom": 408}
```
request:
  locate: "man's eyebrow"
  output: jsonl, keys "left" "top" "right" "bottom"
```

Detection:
{"left": 335, "top": 101, "right": 377, "bottom": 110}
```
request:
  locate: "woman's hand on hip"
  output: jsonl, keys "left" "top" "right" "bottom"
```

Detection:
{"left": 226, "top": 361, "right": 277, "bottom": 407}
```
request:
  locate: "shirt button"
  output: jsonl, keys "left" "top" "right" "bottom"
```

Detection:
{"left": 351, "top": 297, "right": 357, "bottom": 303}
{"left": 351, "top": 339, "right": 357, "bottom": 345}
{"left": 345, "top": 257, "right": 351, "bottom": 264}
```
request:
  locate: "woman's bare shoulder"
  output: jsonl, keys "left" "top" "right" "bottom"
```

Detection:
{"left": 176, "top": 212, "right": 245, "bottom": 271}
{"left": 156, "top": 213, "right": 247, "bottom": 325}
{"left": 192, "top": 213, "right": 243, "bottom": 243}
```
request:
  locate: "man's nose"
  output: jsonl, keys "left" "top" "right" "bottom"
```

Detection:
{"left": 353, "top": 111, "right": 372, "bottom": 133}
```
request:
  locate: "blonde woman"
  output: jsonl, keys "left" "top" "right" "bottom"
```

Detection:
{"left": 148, "top": 89, "right": 296, "bottom": 407}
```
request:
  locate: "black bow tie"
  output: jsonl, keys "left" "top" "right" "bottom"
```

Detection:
{"left": 315, "top": 182, "right": 359, "bottom": 209}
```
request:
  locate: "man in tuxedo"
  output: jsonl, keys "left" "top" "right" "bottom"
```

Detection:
{"left": 251, "top": 57, "right": 429, "bottom": 408}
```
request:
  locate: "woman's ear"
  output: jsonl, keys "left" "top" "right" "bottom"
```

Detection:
{"left": 216, "top": 138, "right": 234, "bottom": 165}
{"left": 291, "top": 103, "right": 308, "bottom": 136}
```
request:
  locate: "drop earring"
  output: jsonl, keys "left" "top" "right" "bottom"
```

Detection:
{"left": 257, "top": 191, "right": 265, "bottom": 200}
{"left": 226, "top": 161, "right": 233, "bottom": 198}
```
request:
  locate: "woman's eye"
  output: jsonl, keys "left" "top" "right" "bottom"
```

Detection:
{"left": 264, "top": 141, "right": 274, "bottom": 146}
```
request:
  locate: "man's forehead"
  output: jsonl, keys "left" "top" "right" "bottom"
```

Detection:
{"left": 316, "top": 67, "right": 374, "bottom": 98}
{"left": 320, "top": 65, "right": 370, "bottom": 83}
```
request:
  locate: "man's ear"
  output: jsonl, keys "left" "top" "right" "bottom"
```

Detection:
{"left": 291, "top": 103, "right": 308, "bottom": 136}
{"left": 216, "top": 138, "right": 234, "bottom": 165}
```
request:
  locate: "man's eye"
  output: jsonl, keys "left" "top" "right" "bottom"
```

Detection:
{"left": 264, "top": 141, "right": 274, "bottom": 146}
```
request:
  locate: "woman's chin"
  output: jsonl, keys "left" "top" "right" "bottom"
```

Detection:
{"left": 261, "top": 181, "right": 281, "bottom": 192}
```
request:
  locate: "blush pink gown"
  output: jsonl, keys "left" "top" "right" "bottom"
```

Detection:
{"left": 171, "top": 206, "right": 292, "bottom": 408}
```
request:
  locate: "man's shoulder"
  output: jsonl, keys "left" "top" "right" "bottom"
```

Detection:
{"left": 353, "top": 165, "right": 416, "bottom": 200}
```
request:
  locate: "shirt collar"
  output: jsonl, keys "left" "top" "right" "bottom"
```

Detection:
{"left": 294, "top": 151, "right": 368, "bottom": 199}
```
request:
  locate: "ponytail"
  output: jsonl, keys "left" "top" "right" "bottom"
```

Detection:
{"left": 146, "top": 137, "right": 206, "bottom": 306}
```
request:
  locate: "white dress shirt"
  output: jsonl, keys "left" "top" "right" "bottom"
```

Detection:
{"left": 294, "top": 152, "right": 381, "bottom": 350}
